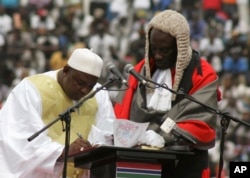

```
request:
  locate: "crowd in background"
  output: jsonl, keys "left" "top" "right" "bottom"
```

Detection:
{"left": 0, "top": 0, "right": 250, "bottom": 177}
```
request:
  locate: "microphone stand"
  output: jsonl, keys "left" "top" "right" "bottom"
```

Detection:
{"left": 27, "top": 78, "right": 116, "bottom": 178}
{"left": 143, "top": 78, "right": 250, "bottom": 178}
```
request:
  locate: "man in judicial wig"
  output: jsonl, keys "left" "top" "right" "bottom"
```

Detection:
{"left": 114, "top": 10, "right": 221, "bottom": 178}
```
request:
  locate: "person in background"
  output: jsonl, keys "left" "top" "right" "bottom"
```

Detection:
{"left": 199, "top": 27, "right": 225, "bottom": 76}
{"left": 88, "top": 17, "right": 118, "bottom": 83}
{"left": 0, "top": 78, "right": 10, "bottom": 108}
{"left": 21, "top": 43, "right": 47, "bottom": 73}
{"left": 49, "top": 46, "right": 69, "bottom": 70}
{"left": 0, "top": 48, "right": 116, "bottom": 178}
{"left": 49, "top": 42, "right": 85, "bottom": 70}
{"left": 114, "top": 10, "right": 221, "bottom": 178}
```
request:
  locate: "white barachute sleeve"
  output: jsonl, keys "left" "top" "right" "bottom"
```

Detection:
{"left": 88, "top": 84, "right": 116, "bottom": 145}
{"left": 94, "top": 83, "right": 116, "bottom": 132}
{"left": 0, "top": 78, "right": 64, "bottom": 178}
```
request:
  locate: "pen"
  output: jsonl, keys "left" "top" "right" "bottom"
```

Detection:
{"left": 77, "top": 132, "right": 83, "bottom": 139}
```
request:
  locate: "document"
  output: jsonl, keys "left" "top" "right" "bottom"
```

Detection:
{"left": 113, "top": 119, "right": 149, "bottom": 147}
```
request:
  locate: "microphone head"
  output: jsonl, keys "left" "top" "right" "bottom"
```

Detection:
{"left": 106, "top": 61, "right": 115, "bottom": 71}
{"left": 124, "top": 63, "right": 134, "bottom": 74}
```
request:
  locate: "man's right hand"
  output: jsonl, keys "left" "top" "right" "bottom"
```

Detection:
{"left": 57, "top": 138, "right": 93, "bottom": 161}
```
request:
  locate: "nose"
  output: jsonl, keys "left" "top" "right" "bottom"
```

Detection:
{"left": 153, "top": 49, "right": 164, "bottom": 60}
{"left": 80, "top": 87, "right": 90, "bottom": 95}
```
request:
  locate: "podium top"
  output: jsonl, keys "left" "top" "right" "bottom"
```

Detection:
{"left": 72, "top": 146, "right": 194, "bottom": 169}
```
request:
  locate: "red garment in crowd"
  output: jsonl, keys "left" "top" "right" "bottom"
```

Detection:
{"left": 203, "top": 0, "right": 222, "bottom": 11}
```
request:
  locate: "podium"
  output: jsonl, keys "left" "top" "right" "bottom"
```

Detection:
{"left": 72, "top": 146, "right": 194, "bottom": 178}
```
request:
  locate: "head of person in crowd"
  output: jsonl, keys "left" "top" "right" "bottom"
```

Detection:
{"left": 37, "top": 8, "right": 48, "bottom": 21}
{"left": 58, "top": 48, "right": 103, "bottom": 101}
{"left": 145, "top": 9, "right": 192, "bottom": 100}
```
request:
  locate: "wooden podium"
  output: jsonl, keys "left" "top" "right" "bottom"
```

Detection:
{"left": 72, "top": 146, "right": 194, "bottom": 178}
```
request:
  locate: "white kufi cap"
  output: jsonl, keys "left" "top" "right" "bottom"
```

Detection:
{"left": 67, "top": 48, "right": 103, "bottom": 77}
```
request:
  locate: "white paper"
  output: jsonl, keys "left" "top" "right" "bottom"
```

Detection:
{"left": 87, "top": 125, "right": 113, "bottom": 146}
{"left": 113, "top": 119, "right": 149, "bottom": 147}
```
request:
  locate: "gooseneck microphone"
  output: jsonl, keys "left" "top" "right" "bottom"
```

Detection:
{"left": 124, "top": 64, "right": 147, "bottom": 85}
{"left": 106, "top": 62, "right": 127, "bottom": 86}
{"left": 159, "top": 117, "right": 197, "bottom": 145}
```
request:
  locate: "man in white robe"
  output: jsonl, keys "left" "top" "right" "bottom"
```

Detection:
{"left": 0, "top": 48, "right": 116, "bottom": 178}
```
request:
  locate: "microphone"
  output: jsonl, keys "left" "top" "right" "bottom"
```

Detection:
{"left": 106, "top": 62, "right": 127, "bottom": 85}
{"left": 124, "top": 64, "right": 147, "bottom": 85}
{"left": 159, "top": 117, "right": 197, "bottom": 145}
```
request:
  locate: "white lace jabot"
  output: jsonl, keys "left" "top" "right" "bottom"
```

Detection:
{"left": 146, "top": 69, "right": 172, "bottom": 111}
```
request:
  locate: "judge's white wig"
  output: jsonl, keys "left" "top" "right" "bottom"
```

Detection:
{"left": 145, "top": 10, "right": 192, "bottom": 100}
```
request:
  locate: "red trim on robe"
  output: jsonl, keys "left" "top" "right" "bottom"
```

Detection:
{"left": 114, "top": 60, "right": 144, "bottom": 119}
{"left": 177, "top": 120, "right": 216, "bottom": 142}
{"left": 202, "top": 167, "right": 210, "bottom": 178}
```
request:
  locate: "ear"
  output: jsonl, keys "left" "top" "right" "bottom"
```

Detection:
{"left": 62, "top": 65, "right": 70, "bottom": 75}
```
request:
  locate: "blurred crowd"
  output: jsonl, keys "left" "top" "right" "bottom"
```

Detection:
{"left": 0, "top": 0, "right": 250, "bottom": 177}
